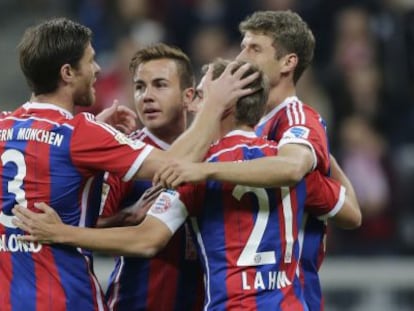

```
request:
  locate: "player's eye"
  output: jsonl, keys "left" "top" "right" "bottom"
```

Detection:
{"left": 135, "top": 84, "right": 144, "bottom": 92}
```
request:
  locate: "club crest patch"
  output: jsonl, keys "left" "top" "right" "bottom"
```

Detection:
{"left": 151, "top": 191, "right": 176, "bottom": 214}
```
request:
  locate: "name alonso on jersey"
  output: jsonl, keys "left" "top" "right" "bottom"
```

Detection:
{"left": 0, "top": 233, "right": 42, "bottom": 253}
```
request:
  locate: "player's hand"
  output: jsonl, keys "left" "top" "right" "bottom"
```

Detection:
{"left": 96, "top": 100, "right": 137, "bottom": 134}
{"left": 123, "top": 185, "right": 164, "bottom": 225}
{"left": 202, "top": 61, "right": 259, "bottom": 113}
{"left": 153, "top": 160, "right": 208, "bottom": 189}
{"left": 12, "top": 202, "right": 63, "bottom": 244}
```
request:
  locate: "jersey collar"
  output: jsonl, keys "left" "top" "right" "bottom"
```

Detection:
{"left": 258, "top": 96, "right": 300, "bottom": 126}
{"left": 23, "top": 102, "right": 73, "bottom": 119}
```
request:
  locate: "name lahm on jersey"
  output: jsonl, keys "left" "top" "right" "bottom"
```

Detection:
{"left": 0, "top": 128, "right": 64, "bottom": 147}
{"left": 0, "top": 233, "right": 42, "bottom": 253}
{"left": 241, "top": 270, "right": 291, "bottom": 290}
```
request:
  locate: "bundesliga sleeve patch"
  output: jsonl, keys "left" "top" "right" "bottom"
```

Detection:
{"left": 114, "top": 132, "right": 146, "bottom": 150}
{"left": 282, "top": 126, "right": 310, "bottom": 140}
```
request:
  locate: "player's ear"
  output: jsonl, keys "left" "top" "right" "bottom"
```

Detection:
{"left": 183, "top": 87, "right": 195, "bottom": 109}
{"left": 280, "top": 53, "right": 298, "bottom": 75}
{"left": 60, "top": 63, "right": 75, "bottom": 83}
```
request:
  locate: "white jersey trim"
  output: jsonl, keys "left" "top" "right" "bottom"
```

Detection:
{"left": 122, "top": 145, "right": 154, "bottom": 182}
{"left": 141, "top": 127, "right": 171, "bottom": 150}
{"left": 23, "top": 102, "right": 73, "bottom": 118}
{"left": 256, "top": 96, "right": 300, "bottom": 128}
{"left": 191, "top": 217, "right": 212, "bottom": 311}
{"left": 317, "top": 185, "right": 346, "bottom": 220}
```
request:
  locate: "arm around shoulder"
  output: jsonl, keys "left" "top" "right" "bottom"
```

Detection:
{"left": 61, "top": 216, "right": 173, "bottom": 257}
{"left": 205, "top": 143, "right": 314, "bottom": 187}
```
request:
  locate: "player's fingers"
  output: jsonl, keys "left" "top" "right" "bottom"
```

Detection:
{"left": 154, "top": 166, "right": 174, "bottom": 187}
{"left": 103, "top": 100, "right": 118, "bottom": 116}
{"left": 12, "top": 206, "right": 34, "bottom": 225}
{"left": 11, "top": 217, "right": 31, "bottom": 233}
{"left": 144, "top": 184, "right": 164, "bottom": 200}
{"left": 152, "top": 165, "right": 170, "bottom": 186}
{"left": 228, "top": 61, "right": 251, "bottom": 79}
{"left": 203, "top": 64, "right": 214, "bottom": 82}
{"left": 123, "top": 115, "right": 137, "bottom": 128}
{"left": 114, "top": 124, "right": 131, "bottom": 134}
{"left": 234, "top": 83, "right": 260, "bottom": 98}
{"left": 165, "top": 173, "right": 181, "bottom": 189}
{"left": 34, "top": 202, "right": 53, "bottom": 214}
{"left": 118, "top": 114, "right": 137, "bottom": 130}
{"left": 170, "top": 177, "right": 184, "bottom": 189}
{"left": 116, "top": 104, "right": 137, "bottom": 119}
{"left": 237, "top": 71, "right": 260, "bottom": 90}
{"left": 15, "top": 234, "right": 39, "bottom": 243}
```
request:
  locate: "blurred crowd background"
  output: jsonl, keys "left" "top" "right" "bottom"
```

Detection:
{"left": 1, "top": 0, "right": 414, "bottom": 258}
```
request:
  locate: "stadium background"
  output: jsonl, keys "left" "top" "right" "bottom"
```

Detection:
{"left": 1, "top": 0, "right": 413, "bottom": 309}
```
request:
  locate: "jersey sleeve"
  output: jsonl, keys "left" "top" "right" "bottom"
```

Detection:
{"left": 100, "top": 173, "right": 134, "bottom": 217}
{"left": 69, "top": 113, "right": 154, "bottom": 181}
{"left": 276, "top": 103, "right": 330, "bottom": 174}
{"left": 304, "top": 171, "right": 346, "bottom": 220}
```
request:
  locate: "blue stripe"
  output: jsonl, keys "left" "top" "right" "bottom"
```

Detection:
{"left": 173, "top": 228, "right": 200, "bottom": 311}
{"left": 199, "top": 178, "right": 229, "bottom": 309}
{"left": 255, "top": 123, "right": 265, "bottom": 137}
{"left": 47, "top": 125, "right": 101, "bottom": 310}
{"left": 49, "top": 125, "right": 81, "bottom": 226}
{"left": 109, "top": 256, "right": 150, "bottom": 310}
{"left": 52, "top": 246, "right": 97, "bottom": 310}
{"left": 301, "top": 217, "right": 325, "bottom": 311}
{"left": 9, "top": 227, "right": 36, "bottom": 311}
{"left": 122, "top": 180, "right": 151, "bottom": 207}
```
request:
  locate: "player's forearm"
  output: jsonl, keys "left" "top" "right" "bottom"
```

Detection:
{"left": 204, "top": 156, "right": 305, "bottom": 187}
{"left": 329, "top": 155, "right": 362, "bottom": 229}
{"left": 331, "top": 195, "right": 362, "bottom": 229}
{"left": 96, "top": 211, "right": 130, "bottom": 228}
{"left": 57, "top": 224, "right": 164, "bottom": 257}
{"left": 167, "top": 103, "right": 221, "bottom": 161}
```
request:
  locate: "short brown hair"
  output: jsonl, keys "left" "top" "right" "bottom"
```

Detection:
{"left": 18, "top": 17, "right": 92, "bottom": 95}
{"left": 203, "top": 59, "right": 269, "bottom": 127}
{"left": 129, "top": 43, "right": 194, "bottom": 90}
{"left": 239, "top": 10, "right": 315, "bottom": 83}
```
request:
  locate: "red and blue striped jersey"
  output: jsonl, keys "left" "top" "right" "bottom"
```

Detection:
{"left": 101, "top": 127, "right": 204, "bottom": 311}
{"left": 255, "top": 96, "right": 331, "bottom": 311}
{"left": 0, "top": 102, "right": 153, "bottom": 311}
{"left": 149, "top": 130, "right": 344, "bottom": 311}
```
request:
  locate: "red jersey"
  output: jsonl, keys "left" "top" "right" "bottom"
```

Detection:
{"left": 255, "top": 96, "right": 332, "bottom": 311}
{"left": 0, "top": 102, "right": 153, "bottom": 311}
{"left": 101, "top": 127, "right": 204, "bottom": 311}
{"left": 148, "top": 130, "right": 344, "bottom": 311}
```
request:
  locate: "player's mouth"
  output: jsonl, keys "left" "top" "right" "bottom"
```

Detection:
{"left": 143, "top": 108, "right": 161, "bottom": 119}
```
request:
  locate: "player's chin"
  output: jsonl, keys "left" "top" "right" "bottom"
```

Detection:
{"left": 145, "top": 119, "right": 166, "bottom": 131}
{"left": 75, "top": 93, "right": 95, "bottom": 107}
